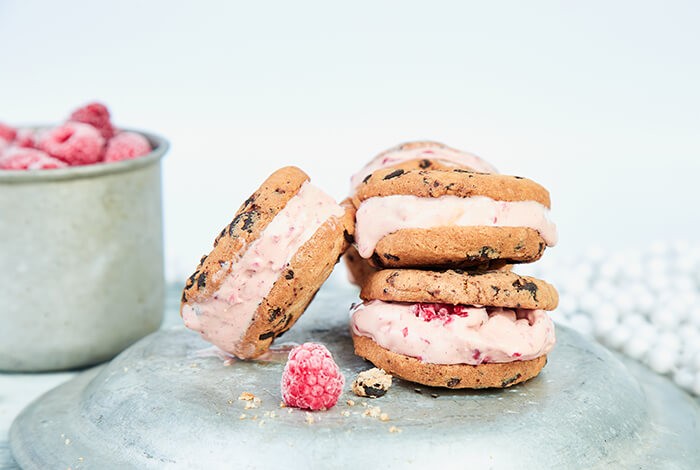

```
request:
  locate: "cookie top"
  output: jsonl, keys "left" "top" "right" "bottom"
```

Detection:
{"left": 360, "top": 269, "right": 558, "bottom": 310}
{"left": 350, "top": 141, "right": 498, "bottom": 191}
{"left": 182, "top": 166, "right": 310, "bottom": 305}
{"left": 354, "top": 168, "right": 551, "bottom": 208}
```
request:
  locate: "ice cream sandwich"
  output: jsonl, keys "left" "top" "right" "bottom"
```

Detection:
{"left": 345, "top": 141, "right": 499, "bottom": 283}
{"left": 350, "top": 269, "right": 558, "bottom": 388}
{"left": 181, "top": 166, "right": 353, "bottom": 359}
{"left": 352, "top": 168, "right": 557, "bottom": 269}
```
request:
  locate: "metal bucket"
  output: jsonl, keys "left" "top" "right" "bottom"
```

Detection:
{"left": 0, "top": 132, "right": 168, "bottom": 371}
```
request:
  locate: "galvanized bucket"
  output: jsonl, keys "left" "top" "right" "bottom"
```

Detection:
{"left": 0, "top": 132, "right": 168, "bottom": 371}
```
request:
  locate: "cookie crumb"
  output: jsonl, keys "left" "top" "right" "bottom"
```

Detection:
{"left": 279, "top": 401, "right": 287, "bottom": 408}
{"left": 352, "top": 368, "right": 392, "bottom": 398}
{"left": 238, "top": 392, "right": 256, "bottom": 401}
{"left": 379, "top": 413, "right": 390, "bottom": 422}
{"left": 389, "top": 426, "right": 402, "bottom": 433}
{"left": 414, "top": 388, "right": 422, "bottom": 394}
{"left": 346, "top": 399, "right": 355, "bottom": 407}
{"left": 244, "top": 398, "right": 261, "bottom": 409}
{"left": 363, "top": 405, "right": 382, "bottom": 418}
{"left": 239, "top": 413, "right": 247, "bottom": 420}
{"left": 305, "top": 412, "right": 315, "bottom": 424}
{"left": 430, "top": 393, "right": 439, "bottom": 399}
{"left": 341, "top": 410, "right": 351, "bottom": 417}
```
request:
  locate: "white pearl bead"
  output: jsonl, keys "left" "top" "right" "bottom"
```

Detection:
{"left": 647, "top": 348, "right": 677, "bottom": 375}
{"left": 605, "top": 326, "right": 632, "bottom": 349}
{"left": 673, "top": 368, "right": 695, "bottom": 390}
{"left": 623, "top": 336, "right": 651, "bottom": 360}
{"left": 655, "top": 332, "right": 682, "bottom": 352}
{"left": 569, "top": 314, "right": 594, "bottom": 337}
{"left": 593, "top": 310, "right": 619, "bottom": 337}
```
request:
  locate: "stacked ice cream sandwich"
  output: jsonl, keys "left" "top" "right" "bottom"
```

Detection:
{"left": 347, "top": 141, "right": 559, "bottom": 389}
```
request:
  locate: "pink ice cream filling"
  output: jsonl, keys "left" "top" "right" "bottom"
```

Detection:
{"left": 350, "top": 143, "right": 498, "bottom": 191}
{"left": 350, "top": 300, "right": 556, "bottom": 365}
{"left": 354, "top": 195, "right": 557, "bottom": 258}
{"left": 182, "top": 182, "right": 344, "bottom": 357}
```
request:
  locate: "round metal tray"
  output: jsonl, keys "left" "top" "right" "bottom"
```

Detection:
{"left": 10, "top": 283, "right": 700, "bottom": 469}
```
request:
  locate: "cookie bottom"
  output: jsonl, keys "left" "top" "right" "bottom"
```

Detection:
{"left": 369, "top": 226, "right": 545, "bottom": 269}
{"left": 352, "top": 334, "right": 547, "bottom": 389}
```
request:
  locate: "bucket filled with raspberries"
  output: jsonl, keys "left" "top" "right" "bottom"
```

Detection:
{"left": 0, "top": 103, "right": 169, "bottom": 372}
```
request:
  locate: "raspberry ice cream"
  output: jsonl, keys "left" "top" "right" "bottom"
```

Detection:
{"left": 351, "top": 141, "right": 497, "bottom": 191}
{"left": 182, "top": 182, "right": 345, "bottom": 358}
{"left": 351, "top": 300, "right": 555, "bottom": 365}
{"left": 354, "top": 194, "right": 557, "bottom": 259}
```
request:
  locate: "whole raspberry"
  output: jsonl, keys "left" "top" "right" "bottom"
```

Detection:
{"left": 281, "top": 343, "right": 345, "bottom": 411}
{"left": 14, "top": 128, "right": 37, "bottom": 148}
{"left": 0, "top": 147, "right": 67, "bottom": 170}
{"left": 69, "top": 102, "right": 115, "bottom": 139}
{"left": 104, "top": 131, "right": 152, "bottom": 163}
{"left": 0, "top": 122, "right": 17, "bottom": 142}
{"left": 40, "top": 122, "right": 105, "bottom": 166}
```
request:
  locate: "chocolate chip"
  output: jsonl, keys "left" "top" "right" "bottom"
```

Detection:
{"left": 501, "top": 373, "right": 522, "bottom": 387}
{"left": 386, "top": 271, "right": 399, "bottom": 285}
{"left": 432, "top": 181, "right": 440, "bottom": 187}
{"left": 371, "top": 252, "right": 384, "bottom": 267}
{"left": 362, "top": 386, "right": 387, "bottom": 398}
{"left": 446, "top": 377, "right": 461, "bottom": 387}
{"left": 383, "top": 253, "right": 400, "bottom": 261}
{"left": 197, "top": 272, "right": 207, "bottom": 289}
{"left": 285, "top": 270, "right": 294, "bottom": 280}
{"left": 453, "top": 168, "right": 472, "bottom": 173}
{"left": 514, "top": 176, "right": 524, "bottom": 180}
{"left": 181, "top": 291, "right": 187, "bottom": 302}
{"left": 512, "top": 279, "right": 539, "bottom": 301}
{"left": 383, "top": 169, "right": 404, "bottom": 180}
{"left": 362, "top": 174, "right": 372, "bottom": 184}
{"left": 258, "top": 331, "right": 275, "bottom": 340}
{"left": 419, "top": 159, "right": 431, "bottom": 169}
{"left": 479, "top": 246, "right": 498, "bottom": 259}
{"left": 244, "top": 194, "right": 256, "bottom": 207}
{"left": 430, "top": 393, "right": 439, "bottom": 398}
{"left": 343, "top": 230, "right": 354, "bottom": 244}
{"left": 268, "top": 307, "right": 283, "bottom": 322}
{"left": 491, "top": 285, "right": 501, "bottom": 295}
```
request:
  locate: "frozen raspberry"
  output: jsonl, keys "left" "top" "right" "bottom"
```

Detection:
{"left": 0, "top": 123, "right": 17, "bottom": 142}
{"left": 14, "top": 128, "right": 37, "bottom": 148}
{"left": 281, "top": 343, "right": 345, "bottom": 411}
{"left": 104, "top": 132, "right": 152, "bottom": 162}
{"left": 40, "top": 122, "right": 105, "bottom": 166}
{"left": 69, "top": 102, "right": 115, "bottom": 139}
{"left": 413, "top": 303, "right": 472, "bottom": 322}
{"left": 0, "top": 147, "right": 67, "bottom": 170}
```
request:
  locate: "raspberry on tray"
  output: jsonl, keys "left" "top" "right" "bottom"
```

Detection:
{"left": 281, "top": 343, "right": 345, "bottom": 411}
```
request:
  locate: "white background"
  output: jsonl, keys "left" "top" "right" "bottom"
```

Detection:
{"left": 1, "top": 0, "right": 698, "bottom": 280}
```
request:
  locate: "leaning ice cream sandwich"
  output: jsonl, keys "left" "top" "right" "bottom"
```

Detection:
{"left": 181, "top": 166, "right": 353, "bottom": 359}
{"left": 352, "top": 168, "right": 557, "bottom": 269}
{"left": 350, "top": 269, "right": 558, "bottom": 388}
